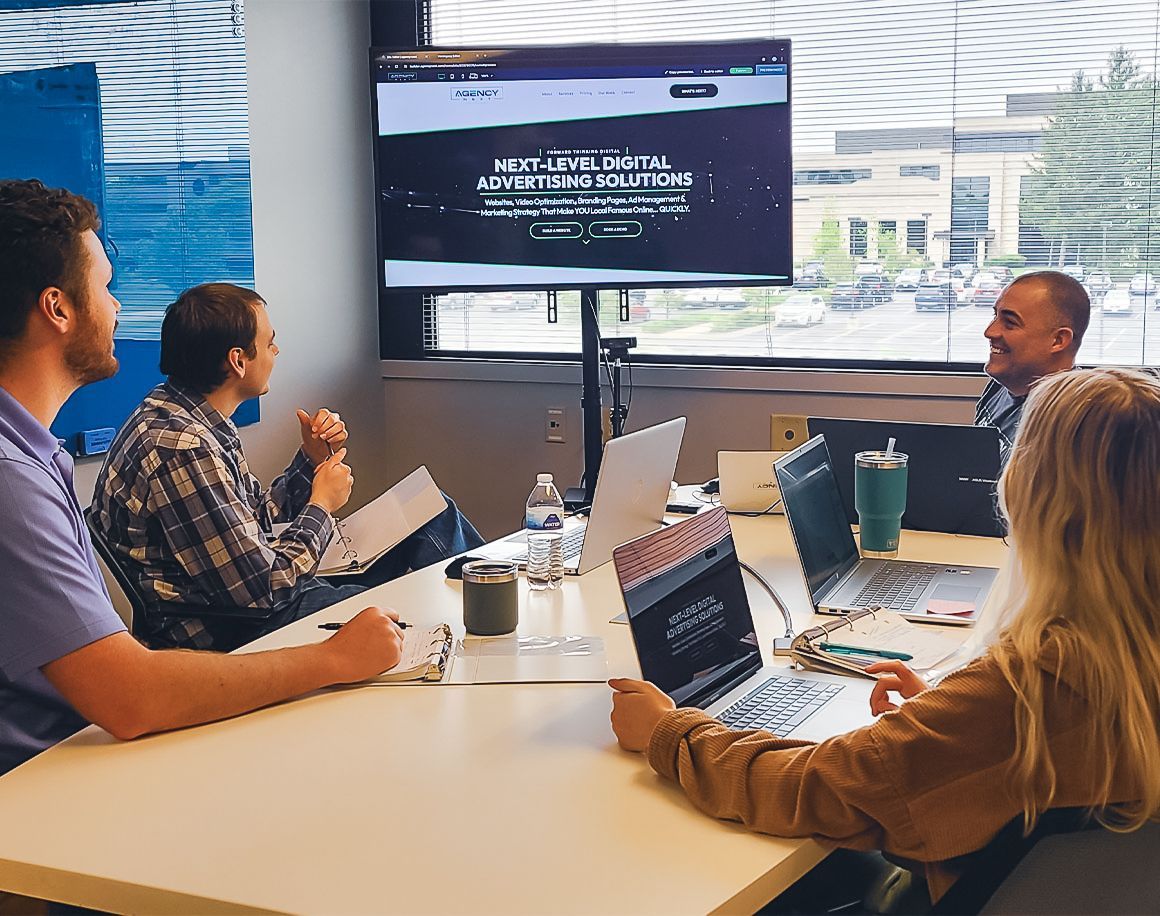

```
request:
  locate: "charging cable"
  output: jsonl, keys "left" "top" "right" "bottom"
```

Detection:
{"left": 738, "top": 559, "right": 796, "bottom": 656}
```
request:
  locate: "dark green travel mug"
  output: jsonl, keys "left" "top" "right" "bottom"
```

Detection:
{"left": 854, "top": 451, "right": 909, "bottom": 557}
{"left": 461, "top": 560, "right": 519, "bottom": 635}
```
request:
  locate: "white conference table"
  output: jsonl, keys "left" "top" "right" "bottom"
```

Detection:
{"left": 0, "top": 514, "right": 1006, "bottom": 915}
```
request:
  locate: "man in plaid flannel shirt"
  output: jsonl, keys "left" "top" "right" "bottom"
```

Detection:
{"left": 92, "top": 283, "right": 481, "bottom": 651}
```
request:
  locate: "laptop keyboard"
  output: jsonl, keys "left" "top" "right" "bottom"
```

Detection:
{"left": 852, "top": 564, "right": 941, "bottom": 611}
{"left": 718, "top": 676, "right": 843, "bottom": 733}
{"left": 511, "top": 527, "right": 586, "bottom": 564}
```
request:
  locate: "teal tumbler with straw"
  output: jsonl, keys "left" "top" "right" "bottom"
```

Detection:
{"left": 854, "top": 437, "right": 909, "bottom": 557}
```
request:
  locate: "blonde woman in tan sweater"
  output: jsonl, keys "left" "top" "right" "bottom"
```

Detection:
{"left": 611, "top": 367, "right": 1159, "bottom": 904}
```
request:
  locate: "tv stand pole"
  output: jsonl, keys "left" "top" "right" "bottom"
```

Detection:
{"left": 579, "top": 286, "right": 603, "bottom": 505}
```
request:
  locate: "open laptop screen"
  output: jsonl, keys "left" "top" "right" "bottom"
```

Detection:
{"left": 613, "top": 508, "right": 759, "bottom": 707}
{"left": 807, "top": 417, "right": 1002, "bottom": 537}
{"left": 774, "top": 436, "right": 860, "bottom": 605}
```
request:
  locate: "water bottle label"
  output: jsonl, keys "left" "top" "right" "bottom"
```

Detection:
{"left": 526, "top": 506, "right": 564, "bottom": 530}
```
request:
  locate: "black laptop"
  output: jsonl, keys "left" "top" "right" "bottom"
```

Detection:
{"left": 807, "top": 417, "right": 1004, "bottom": 538}
{"left": 612, "top": 508, "right": 873, "bottom": 740}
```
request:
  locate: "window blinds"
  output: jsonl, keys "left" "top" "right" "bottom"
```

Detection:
{"left": 420, "top": 0, "right": 1160, "bottom": 368}
{"left": 0, "top": 0, "right": 254, "bottom": 338}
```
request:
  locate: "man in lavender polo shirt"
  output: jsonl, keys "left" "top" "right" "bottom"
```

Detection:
{"left": 0, "top": 387, "right": 126, "bottom": 774}
{"left": 0, "top": 179, "right": 409, "bottom": 777}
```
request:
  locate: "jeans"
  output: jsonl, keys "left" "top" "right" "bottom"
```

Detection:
{"left": 254, "top": 492, "right": 484, "bottom": 634}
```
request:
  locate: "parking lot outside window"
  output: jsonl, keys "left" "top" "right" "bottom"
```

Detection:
{"left": 415, "top": 0, "right": 1160, "bottom": 370}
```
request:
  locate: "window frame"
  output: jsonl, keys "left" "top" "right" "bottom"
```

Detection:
{"left": 374, "top": 0, "right": 1154, "bottom": 377}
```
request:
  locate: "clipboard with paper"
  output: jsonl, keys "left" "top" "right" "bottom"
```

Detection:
{"left": 317, "top": 466, "right": 446, "bottom": 576}
{"left": 791, "top": 606, "right": 962, "bottom": 680}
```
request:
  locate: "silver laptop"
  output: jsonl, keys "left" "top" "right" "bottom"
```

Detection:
{"left": 482, "top": 417, "right": 686, "bottom": 576}
{"left": 613, "top": 507, "right": 873, "bottom": 740}
{"left": 717, "top": 450, "right": 787, "bottom": 513}
{"left": 775, "top": 435, "right": 998, "bottom": 626}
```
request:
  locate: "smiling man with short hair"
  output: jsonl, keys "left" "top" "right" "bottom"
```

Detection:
{"left": 976, "top": 270, "right": 1090, "bottom": 467}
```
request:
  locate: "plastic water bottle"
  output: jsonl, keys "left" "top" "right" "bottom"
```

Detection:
{"left": 526, "top": 473, "right": 565, "bottom": 590}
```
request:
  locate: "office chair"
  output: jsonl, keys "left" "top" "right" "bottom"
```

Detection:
{"left": 930, "top": 808, "right": 1160, "bottom": 915}
{"left": 85, "top": 507, "right": 147, "bottom": 630}
{"left": 84, "top": 508, "right": 273, "bottom": 645}
{"left": 980, "top": 821, "right": 1160, "bottom": 914}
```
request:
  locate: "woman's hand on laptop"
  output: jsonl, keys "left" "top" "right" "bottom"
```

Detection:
{"left": 609, "top": 678, "right": 675, "bottom": 752}
{"left": 865, "top": 661, "right": 927, "bottom": 715}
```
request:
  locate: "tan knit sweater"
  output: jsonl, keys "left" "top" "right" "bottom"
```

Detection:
{"left": 646, "top": 649, "right": 1134, "bottom": 901}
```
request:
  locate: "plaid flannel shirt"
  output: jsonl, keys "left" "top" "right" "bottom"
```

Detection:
{"left": 91, "top": 382, "right": 334, "bottom": 649}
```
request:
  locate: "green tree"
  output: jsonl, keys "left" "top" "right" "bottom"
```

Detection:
{"left": 1022, "top": 47, "right": 1159, "bottom": 272}
{"left": 811, "top": 214, "right": 851, "bottom": 280}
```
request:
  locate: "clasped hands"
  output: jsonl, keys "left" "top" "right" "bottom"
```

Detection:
{"left": 297, "top": 407, "right": 347, "bottom": 466}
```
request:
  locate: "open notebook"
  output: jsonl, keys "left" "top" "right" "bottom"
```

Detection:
{"left": 377, "top": 624, "right": 455, "bottom": 682}
{"left": 365, "top": 627, "right": 607, "bottom": 685}
{"left": 790, "top": 606, "right": 961, "bottom": 680}
{"left": 318, "top": 466, "right": 446, "bottom": 576}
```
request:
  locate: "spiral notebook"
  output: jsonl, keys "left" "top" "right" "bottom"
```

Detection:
{"left": 377, "top": 624, "right": 455, "bottom": 682}
{"left": 790, "top": 606, "right": 961, "bottom": 680}
{"left": 366, "top": 629, "right": 607, "bottom": 685}
{"left": 317, "top": 466, "right": 446, "bottom": 576}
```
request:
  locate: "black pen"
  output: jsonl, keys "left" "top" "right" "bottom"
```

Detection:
{"left": 318, "top": 620, "right": 409, "bottom": 631}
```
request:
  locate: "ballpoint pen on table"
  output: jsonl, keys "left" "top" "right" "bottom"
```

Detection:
{"left": 820, "top": 643, "right": 913, "bottom": 661}
{"left": 318, "top": 620, "right": 409, "bottom": 631}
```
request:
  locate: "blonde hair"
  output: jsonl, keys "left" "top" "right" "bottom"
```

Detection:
{"left": 995, "top": 367, "right": 1160, "bottom": 832}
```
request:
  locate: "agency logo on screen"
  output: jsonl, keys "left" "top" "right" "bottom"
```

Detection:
{"left": 450, "top": 86, "right": 503, "bottom": 101}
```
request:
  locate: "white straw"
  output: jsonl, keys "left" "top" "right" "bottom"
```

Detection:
{"left": 886, "top": 437, "right": 896, "bottom": 457}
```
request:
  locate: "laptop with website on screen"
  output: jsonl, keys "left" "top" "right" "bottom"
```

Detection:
{"left": 774, "top": 436, "right": 998, "bottom": 626}
{"left": 480, "top": 417, "right": 686, "bottom": 576}
{"left": 613, "top": 507, "right": 874, "bottom": 740}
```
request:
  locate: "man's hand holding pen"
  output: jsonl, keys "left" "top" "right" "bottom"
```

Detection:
{"left": 309, "top": 448, "right": 353, "bottom": 515}
{"left": 321, "top": 606, "right": 406, "bottom": 682}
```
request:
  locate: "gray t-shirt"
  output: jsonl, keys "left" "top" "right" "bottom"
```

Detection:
{"left": 0, "top": 386, "right": 125, "bottom": 776}
{"left": 974, "top": 378, "right": 1026, "bottom": 470}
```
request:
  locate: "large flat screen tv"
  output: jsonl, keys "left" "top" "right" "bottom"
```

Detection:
{"left": 371, "top": 40, "right": 792, "bottom": 293}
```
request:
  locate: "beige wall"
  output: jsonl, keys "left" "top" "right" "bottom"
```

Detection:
{"left": 76, "top": 0, "right": 389, "bottom": 510}
{"left": 382, "top": 363, "right": 986, "bottom": 540}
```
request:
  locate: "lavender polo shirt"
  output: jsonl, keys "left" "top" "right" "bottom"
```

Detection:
{"left": 0, "top": 385, "right": 125, "bottom": 776}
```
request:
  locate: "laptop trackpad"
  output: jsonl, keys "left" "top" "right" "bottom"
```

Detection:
{"left": 924, "top": 583, "right": 980, "bottom": 616}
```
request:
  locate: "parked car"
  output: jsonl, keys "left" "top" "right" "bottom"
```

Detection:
{"left": 972, "top": 278, "right": 1004, "bottom": 308}
{"left": 682, "top": 289, "right": 747, "bottom": 309}
{"left": 1061, "top": 264, "right": 1086, "bottom": 282}
{"left": 627, "top": 290, "right": 650, "bottom": 321}
{"left": 854, "top": 260, "right": 885, "bottom": 277}
{"left": 893, "top": 268, "right": 924, "bottom": 292}
{"left": 1102, "top": 288, "right": 1134, "bottom": 316}
{"left": 855, "top": 273, "right": 891, "bottom": 305}
{"left": 1129, "top": 273, "right": 1157, "bottom": 306}
{"left": 830, "top": 282, "right": 866, "bottom": 310}
{"left": 509, "top": 292, "right": 542, "bottom": 310}
{"left": 1085, "top": 271, "right": 1113, "bottom": 299}
{"left": 915, "top": 280, "right": 962, "bottom": 311}
{"left": 775, "top": 294, "right": 826, "bottom": 327}
{"left": 984, "top": 265, "right": 1015, "bottom": 285}
{"left": 793, "top": 267, "right": 829, "bottom": 289}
